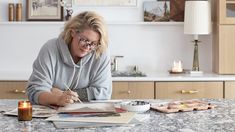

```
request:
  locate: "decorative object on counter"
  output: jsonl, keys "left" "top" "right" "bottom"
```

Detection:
{"left": 111, "top": 63, "right": 147, "bottom": 77}
{"left": 74, "top": 0, "right": 137, "bottom": 7}
{"left": 61, "top": 0, "right": 73, "bottom": 21}
{"left": 8, "top": 3, "right": 14, "bottom": 21}
{"left": 111, "top": 55, "right": 124, "bottom": 72}
{"left": 111, "top": 70, "right": 147, "bottom": 77}
{"left": 18, "top": 101, "right": 32, "bottom": 121}
{"left": 120, "top": 101, "right": 150, "bottom": 113}
{"left": 171, "top": 60, "right": 183, "bottom": 73}
{"left": 143, "top": 0, "right": 170, "bottom": 22}
{"left": 26, "top": 0, "right": 63, "bottom": 21}
{"left": 16, "top": 3, "right": 22, "bottom": 21}
{"left": 151, "top": 100, "right": 216, "bottom": 113}
{"left": 170, "top": 0, "right": 185, "bottom": 21}
{"left": 184, "top": 1, "right": 211, "bottom": 74}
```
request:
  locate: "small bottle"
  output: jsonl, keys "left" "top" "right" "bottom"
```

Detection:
{"left": 8, "top": 3, "right": 14, "bottom": 21}
{"left": 16, "top": 3, "right": 22, "bottom": 21}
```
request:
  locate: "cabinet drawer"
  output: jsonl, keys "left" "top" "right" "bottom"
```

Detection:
{"left": 112, "top": 82, "right": 154, "bottom": 99}
{"left": 225, "top": 81, "right": 235, "bottom": 99}
{"left": 155, "top": 82, "right": 223, "bottom": 99}
{"left": 0, "top": 81, "right": 27, "bottom": 99}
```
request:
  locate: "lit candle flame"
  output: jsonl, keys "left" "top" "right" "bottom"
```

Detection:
{"left": 22, "top": 101, "right": 28, "bottom": 108}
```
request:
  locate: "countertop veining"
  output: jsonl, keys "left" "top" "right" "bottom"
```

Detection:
{"left": 1, "top": 99, "right": 235, "bottom": 131}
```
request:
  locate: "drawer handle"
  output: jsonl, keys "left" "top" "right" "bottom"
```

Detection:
{"left": 181, "top": 90, "right": 198, "bottom": 94}
{"left": 12, "top": 89, "right": 26, "bottom": 94}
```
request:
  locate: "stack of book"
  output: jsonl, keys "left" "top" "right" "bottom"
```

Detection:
{"left": 4, "top": 102, "right": 148, "bottom": 128}
{"left": 45, "top": 102, "right": 138, "bottom": 128}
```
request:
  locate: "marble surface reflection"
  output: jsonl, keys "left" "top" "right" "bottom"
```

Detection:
{"left": 1, "top": 99, "right": 235, "bottom": 131}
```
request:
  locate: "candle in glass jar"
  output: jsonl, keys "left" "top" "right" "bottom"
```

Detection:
{"left": 18, "top": 101, "right": 32, "bottom": 121}
{"left": 171, "top": 60, "right": 183, "bottom": 72}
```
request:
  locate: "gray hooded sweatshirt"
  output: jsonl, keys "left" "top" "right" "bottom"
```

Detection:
{"left": 26, "top": 37, "right": 112, "bottom": 104}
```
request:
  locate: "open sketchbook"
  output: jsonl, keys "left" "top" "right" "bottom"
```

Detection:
{"left": 4, "top": 105, "right": 57, "bottom": 118}
{"left": 46, "top": 112, "right": 135, "bottom": 124}
{"left": 52, "top": 114, "right": 149, "bottom": 128}
{"left": 4, "top": 102, "right": 118, "bottom": 118}
{"left": 57, "top": 102, "right": 116, "bottom": 113}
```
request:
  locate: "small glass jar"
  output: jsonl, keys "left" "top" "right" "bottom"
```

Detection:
{"left": 8, "top": 3, "right": 14, "bottom": 21}
{"left": 18, "top": 101, "right": 32, "bottom": 121}
{"left": 16, "top": 3, "right": 22, "bottom": 21}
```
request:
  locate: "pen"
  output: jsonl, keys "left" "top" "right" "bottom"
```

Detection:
{"left": 63, "top": 83, "right": 83, "bottom": 104}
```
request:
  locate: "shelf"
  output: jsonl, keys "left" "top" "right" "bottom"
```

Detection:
{"left": 0, "top": 21, "right": 184, "bottom": 26}
{"left": 0, "top": 21, "right": 64, "bottom": 25}
{"left": 107, "top": 21, "right": 184, "bottom": 25}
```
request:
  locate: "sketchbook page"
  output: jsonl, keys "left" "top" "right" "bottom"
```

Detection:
{"left": 53, "top": 113, "right": 145, "bottom": 128}
{"left": 46, "top": 112, "right": 135, "bottom": 124}
{"left": 53, "top": 121, "right": 136, "bottom": 129}
{"left": 4, "top": 105, "right": 57, "bottom": 118}
{"left": 57, "top": 102, "right": 116, "bottom": 113}
{"left": 89, "top": 99, "right": 123, "bottom": 103}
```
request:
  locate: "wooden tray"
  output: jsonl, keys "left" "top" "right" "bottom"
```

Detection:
{"left": 151, "top": 100, "right": 216, "bottom": 113}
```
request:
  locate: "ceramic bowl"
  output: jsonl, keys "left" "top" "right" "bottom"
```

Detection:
{"left": 120, "top": 101, "right": 150, "bottom": 112}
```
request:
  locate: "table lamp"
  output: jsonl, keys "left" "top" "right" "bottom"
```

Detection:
{"left": 184, "top": 1, "right": 211, "bottom": 74}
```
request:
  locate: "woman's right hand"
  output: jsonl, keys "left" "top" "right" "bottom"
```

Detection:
{"left": 51, "top": 88, "right": 79, "bottom": 106}
{"left": 57, "top": 90, "right": 79, "bottom": 106}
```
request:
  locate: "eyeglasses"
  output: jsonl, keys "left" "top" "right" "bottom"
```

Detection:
{"left": 77, "top": 35, "right": 100, "bottom": 50}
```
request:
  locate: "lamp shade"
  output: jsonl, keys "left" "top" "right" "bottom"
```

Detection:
{"left": 184, "top": 1, "right": 211, "bottom": 35}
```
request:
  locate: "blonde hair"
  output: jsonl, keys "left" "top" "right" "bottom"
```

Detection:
{"left": 60, "top": 11, "right": 108, "bottom": 58}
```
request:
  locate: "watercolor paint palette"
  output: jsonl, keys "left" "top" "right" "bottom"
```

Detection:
{"left": 151, "top": 100, "right": 216, "bottom": 113}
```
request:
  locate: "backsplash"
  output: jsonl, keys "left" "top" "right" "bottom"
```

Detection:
{"left": 0, "top": 0, "right": 212, "bottom": 79}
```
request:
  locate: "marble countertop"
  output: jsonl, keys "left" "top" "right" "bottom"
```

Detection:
{"left": 1, "top": 99, "right": 235, "bottom": 131}
{"left": 112, "top": 73, "right": 235, "bottom": 81}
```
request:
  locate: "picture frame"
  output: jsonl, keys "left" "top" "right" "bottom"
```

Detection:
{"left": 26, "top": 0, "right": 63, "bottom": 21}
{"left": 143, "top": 1, "right": 170, "bottom": 22}
{"left": 74, "top": 0, "right": 137, "bottom": 7}
{"left": 170, "top": 0, "right": 185, "bottom": 21}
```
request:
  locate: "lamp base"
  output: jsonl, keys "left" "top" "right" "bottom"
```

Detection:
{"left": 190, "top": 70, "right": 203, "bottom": 74}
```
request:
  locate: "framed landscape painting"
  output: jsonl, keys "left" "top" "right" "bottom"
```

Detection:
{"left": 143, "top": 1, "right": 170, "bottom": 22}
{"left": 26, "top": 0, "right": 63, "bottom": 21}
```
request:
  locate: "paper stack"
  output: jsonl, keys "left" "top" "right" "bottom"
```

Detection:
{"left": 45, "top": 102, "right": 137, "bottom": 128}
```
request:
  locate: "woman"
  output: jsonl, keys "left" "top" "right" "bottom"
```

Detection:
{"left": 26, "top": 11, "right": 112, "bottom": 106}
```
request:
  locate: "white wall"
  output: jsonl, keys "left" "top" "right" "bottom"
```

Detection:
{"left": 0, "top": 0, "right": 212, "bottom": 79}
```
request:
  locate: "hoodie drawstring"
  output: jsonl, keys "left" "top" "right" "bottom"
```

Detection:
{"left": 68, "top": 59, "right": 83, "bottom": 90}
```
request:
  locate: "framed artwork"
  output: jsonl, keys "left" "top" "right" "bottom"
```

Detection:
{"left": 143, "top": 1, "right": 170, "bottom": 22}
{"left": 26, "top": 0, "right": 63, "bottom": 21}
{"left": 74, "top": 0, "right": 137, "bottom": 7}
{"left": 170, "top": 0, "right": 185, "bottom": 21}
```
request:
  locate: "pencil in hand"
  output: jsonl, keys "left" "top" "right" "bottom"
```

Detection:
{"left": 63, "top": 83, "right": 83, "bottom": 104}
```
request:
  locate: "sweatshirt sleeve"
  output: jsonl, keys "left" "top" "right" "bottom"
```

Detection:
{"left": 26, "top": 43, "right": 54, "bottom": 104}
{"left": 85, "top": 50, "right": 112, "bottom": 100}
